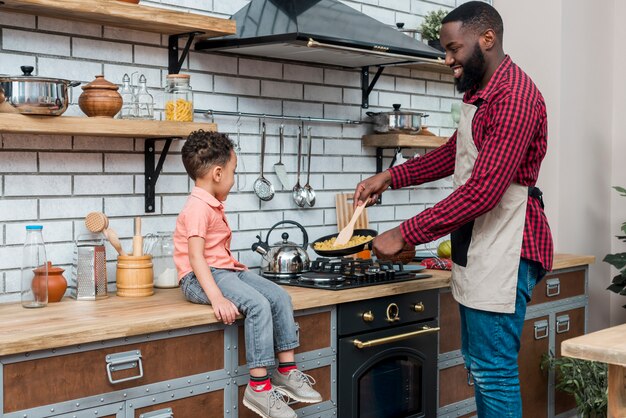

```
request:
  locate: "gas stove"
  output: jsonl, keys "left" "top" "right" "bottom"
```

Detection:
{"left": 265, "top": 258, "right": 432, "bottom": 290}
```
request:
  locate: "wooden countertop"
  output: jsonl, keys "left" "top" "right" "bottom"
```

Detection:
{"left": 562, "top": 322, "right": 626, "bottom": 367}
{"left": 0, "top": 254, "right": 592, "bottom": 357}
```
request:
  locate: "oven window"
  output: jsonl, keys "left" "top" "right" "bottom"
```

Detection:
{"left": 358, "top": 355, "right": 422, "bottom": 418}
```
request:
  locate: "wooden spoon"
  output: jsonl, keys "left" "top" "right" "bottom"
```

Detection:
{"left": 334, "top": 204, "right": 365, "bottom": 246}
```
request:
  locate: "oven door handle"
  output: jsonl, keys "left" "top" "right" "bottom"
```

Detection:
{"left": 352, "top": 325, "right": 440, "bottom": 349}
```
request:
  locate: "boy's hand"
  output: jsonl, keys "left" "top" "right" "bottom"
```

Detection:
{"left": 211, "top": 295, "right": 240, "bottom": 325}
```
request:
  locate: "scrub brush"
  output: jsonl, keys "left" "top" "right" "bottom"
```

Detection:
{"left": 85, "top": 212, "right": 127, "bottom": 256}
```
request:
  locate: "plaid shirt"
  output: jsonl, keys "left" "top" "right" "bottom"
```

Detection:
{"left": 389, "top": 56, "right": 553, "bottom": 272}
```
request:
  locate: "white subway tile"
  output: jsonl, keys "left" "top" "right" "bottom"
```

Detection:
{"left": 239, "top": 210, "right": 284, "bottom": 231}
{"left": 323, "top": 139, "right": 362, "bottom": 156}
{"left": 0, "top": 11, "right": 35, "bottom": 28}
{"left": 155, "top": 174, "right": 189, "bottom": 194}
{"left": 103, "top": 154, "right": 143, "bottom": 173}
{"left": 239, "top": 97, "right": 282, "bottom": 115}
{"left": 379, "top": 0, "right": 412, "bottom": 12}
{"left": 304, "top": 85, "right": 342, "bottom": 103}
{"left": 193, "top": 92, "right": 238, "bottom": 112}
{"left": 73, "top": 38, "right": 133, "bottom": 63}
{"left": 411, "top": 94, "right": 441, "bottom": 111}
{"left": 37, "top": 57, "right": 102, "bottom": 85}
{"left": 324, "top": 68, "right": 360, "bottom": 88}
{"left": 323, "top": 173, "right": 361, "bottom": 190}
{"left": 38, "top": 17, "right": 102, "bottom": 37}
{"left": 0, "top": 152, "right": 37, "bottom": 173}
{"left": 0, "top": 199, "right": 37, "bottom": 221}
{"left": 4, "top": 270, "right": 21, "bottom": 294}
{"left": 0, "top": 246, "right": 22, "bottom": 270}
{"left": 190, "top": 72, "right": 213, "bottom": 93}
{"left": 73, "top": 136, "right": 134, "bottom": 151}
{"left": 214, "top": 75, "right": 260, "bottom": 96}
{"left": 426, "top": 81, "right": 455, "bottom": 97}
{"left": 284, "top": 64, "right": 324, "bottom": 84}
{"left": 283, "top": 101, "right": 324, "bottom": 119}
{"left": 104, "top": 26, "right": 161, "bottom": 45}
{"left": 323, "top": 104, "right": 362, "bottom": 121}
{"left": 162, "top": 195, "right": 188, "bottom": 214}
{"left": 343, "top": 88, "right": 362, "bottom": 105}
{"left": 5, "top": 175, "right": 71, "bottom": 196}
{"left": 368, "top": 204, "right": 398, "bottom": 222}
{"left": 103, "top": 64, "right": 162, "bottom": 89}
{"left": 189, "top": 52, "right": 238, "bottom": 75}
{"left": 0, "top": 53, "right": 36, "bottom": 75}
{"left": 396, "top": 77, "right": 426, "bottom": 95}
{"left": 385, "top": 189, "right": 411, "bottom": 204}
{"left": 409, "top": 186, "right": 452, "bottom": 203}
{"left": 212, "top": 0, "right": 249, "bottom": 14}
{"left": 378, "top": 91, "right": 412, "bottom": 108}
{"left": 39, "top": 152, "right": 102, "bottom": 173}
{"left": 231, "top": 230, "right": 265, "bottom": 252}
{"left": 5, "top": 221, "right": 73, "bottom": 245}
{"left": 261, "top": 80, "right": 303, "bottom": 100}
{"left": 395, "top": 203, "right": 426, "bottom": 220}
{"left": 3, "top": 29, "right": 70, "bottom": 56}
{"left": 240, "top": 58, "right": 283, "bottom": 79}
{"left": 361, "top": 5, "right": 397, "bottom": 25}
{"left": 104, "top": 196, "right": 151, "bottom": 217}
{"left": 134, "top": 45, "right": 168, "bottom": 67}
{"left": 74, "top": 175, "right": 134, "bottom": 195}
{"left": 341, "top": 156, "right": 376, "bottom": 173}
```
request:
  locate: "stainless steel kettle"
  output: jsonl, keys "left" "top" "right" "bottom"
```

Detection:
{"left": 251, "top": 220, "right": 310, "bottom": 278}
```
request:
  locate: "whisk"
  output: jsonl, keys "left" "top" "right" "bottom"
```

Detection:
{"left": 84, "top": 212, "right": 127, "bottom": 256}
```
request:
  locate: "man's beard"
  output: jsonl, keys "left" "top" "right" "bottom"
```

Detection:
{"left": 455, "top": 43, "right": 487, "bottom": 93}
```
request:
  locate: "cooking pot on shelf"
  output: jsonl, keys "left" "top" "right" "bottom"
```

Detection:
{"left": 251, "top": 220, "right": 311, "bottom": 278}
{"left": 0, "top": 66, "right": 81, "bottom": 116}
{"left": 366, "top": 104, "right": 428, "bottom": 135}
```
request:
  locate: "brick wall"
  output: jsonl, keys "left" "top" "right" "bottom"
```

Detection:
{"left": 0, "top": 0, "right": 469, "bottom": 302}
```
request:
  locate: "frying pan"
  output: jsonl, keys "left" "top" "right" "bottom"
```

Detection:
{"left": 310, "top": 229, "right": 378, "bottom": 257}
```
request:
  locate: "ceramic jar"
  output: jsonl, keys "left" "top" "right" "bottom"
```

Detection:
{"left": 79, "top": 75, "right": 123, "bottom": 118}
{"left": 34, "top": 261, "right": 67, "bottom": 303}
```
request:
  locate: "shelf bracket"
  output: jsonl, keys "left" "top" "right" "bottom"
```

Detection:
{"left": 145, "top": 138, "right": 174, "bottom": 213}
{"left": 168, "top": 32, "right": 201, "bottom": 74}
{"left": 361, "top": 66, "right": 385, "bottom": 109}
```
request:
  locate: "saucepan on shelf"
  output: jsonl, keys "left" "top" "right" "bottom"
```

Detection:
{"left": 366, "top": 104, "right": 429, "bottom": 134}
{"left": 0, "top": 66, "right": 80, "bottom": 116}
{"left": 311, "top": 229, "right": 378, "bottom": 257}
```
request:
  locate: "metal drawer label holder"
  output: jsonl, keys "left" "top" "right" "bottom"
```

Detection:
{"left": 140, "top": 408, "right": 174, "bottom": 418}
{"left": 546, "top": 277, "right": 561, "bottom": 297}
{"left": 106, "top": 350, "right": 144, "bottom": 384}
{"left": 534, "top": 319, "right": 549, "bottom": 340}
{"left": 556, "top": 314, "right": 571, "bottom": 334}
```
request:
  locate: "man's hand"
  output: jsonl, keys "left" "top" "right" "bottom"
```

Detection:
{"left": 372, "top": 226, "right": 406, "bottom": 260}
{"left": 354, "top": 170, "right": 392, "bottom": 208}
{"left": 210, "top": 295, "right": 240, "bottom": 325}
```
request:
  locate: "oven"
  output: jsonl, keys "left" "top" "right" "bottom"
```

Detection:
{"left": 337, "top": 289, "right": 439, "bottom": 418}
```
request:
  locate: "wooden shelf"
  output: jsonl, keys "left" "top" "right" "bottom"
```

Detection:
{"left": 0, "top": 0, "right": 236, "bottom": 38}
{"left": 362, "top": 133, "right": 447, "bottom": 149}
{"left": 0, "top": 114, "right": 216, "bottom": 138}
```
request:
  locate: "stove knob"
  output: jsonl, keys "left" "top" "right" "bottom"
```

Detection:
{"left": 411, "top": 302, "right": 425, "bottom": 313}
{"left": 362, "top": 311, "right": 375, "bottom": 322}
{"left": 385, "top": 303, "right": 400, "bottom": 322}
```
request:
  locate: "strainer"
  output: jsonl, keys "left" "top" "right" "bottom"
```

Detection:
{"left": 253, "top": 122, "right": 275, "bottom": 201}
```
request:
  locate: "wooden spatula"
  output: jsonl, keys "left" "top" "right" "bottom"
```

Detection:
{"left": 334, "top": 204, "right": 365, "bottom": 246}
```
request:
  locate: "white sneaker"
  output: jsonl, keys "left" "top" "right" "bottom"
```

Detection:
{"left": 243, "top": 384, "right": 297, "bottom": 418}
{"left": 272, "top": 369, "right": 323, "bottom": 403}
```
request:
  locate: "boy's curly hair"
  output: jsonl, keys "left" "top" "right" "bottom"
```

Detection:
{"left": 181, "top": 130, "right": 234, "bottom": 181}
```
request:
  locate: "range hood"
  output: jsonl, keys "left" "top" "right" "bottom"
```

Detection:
{"left": 194, "top": 0, "right": 445, "bottom": 68}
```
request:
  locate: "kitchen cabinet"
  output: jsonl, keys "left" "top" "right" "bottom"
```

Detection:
{"left": 1, "top": 307, "right": 336, "bottom": 418}
{"left": 437, "top": 264, "right": 590, "bottom": 418}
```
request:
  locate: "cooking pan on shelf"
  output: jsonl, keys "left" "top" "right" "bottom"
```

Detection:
{"left": 310, "top": 229, "right": 378, "bottom": 257}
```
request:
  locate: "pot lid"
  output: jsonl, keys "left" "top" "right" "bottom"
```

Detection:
{"left": 34, "top": 261, "right": 65, "bottom": 274}
{"left": 0, "top": 66, "right": 73, "bottom": 84}
{"left": 82, "top": 75, "right": 119, "bottom": 91}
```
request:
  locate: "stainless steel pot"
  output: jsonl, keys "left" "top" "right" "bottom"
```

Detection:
{"left": 0, "top": 66, "right": 80, "bottom": 116}
{"left": 366, "top": 104, "right": 428, "bottom": 134}
{"left": 251, "top": 220, "right": 311, "bottom": 278}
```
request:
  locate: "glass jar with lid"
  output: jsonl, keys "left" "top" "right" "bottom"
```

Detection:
{"left": 151, "top": 231, "right": 178, "bottom": 288}
{"left": 164, "top": 74, "right": 193, "bottom": 122}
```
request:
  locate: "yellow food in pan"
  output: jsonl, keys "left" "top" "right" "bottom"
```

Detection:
{"left": 314, "top": 235, "right": 374, "bottom": 251}
{"left": 165, "top": 98, "right": 193, "bottom": 121}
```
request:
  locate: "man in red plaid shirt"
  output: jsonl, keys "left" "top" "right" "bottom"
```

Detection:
{"left": 354, "top": 2, "right": 553, "bottom": 417}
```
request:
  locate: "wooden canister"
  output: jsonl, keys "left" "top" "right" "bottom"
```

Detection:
{"left": 116, "top": 255, "right": 154, "bottom": 297}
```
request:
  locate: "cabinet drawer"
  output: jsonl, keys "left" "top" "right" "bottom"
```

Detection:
{"left": 519, "top": 315, "right": 549, "bottom": 418}
{"left": 529, "top": 269, "right": 585, "bottom": 306}
{"left": 3, "top": 330, "right": 225, "bottom": 413}
{"left": 439, "top": 362, "right": 474, "bottom": 408}
{"left": 439, "top": 290, "right": 461, "bottom": 354}
{"left": 133, "top": 390, "right": 223, "bottom": 418}
{"left": 238, "top": 311, "right": 331, "bottom": 367}
{"left": 237, "top": 364, "right": 332, "bottom": 418}
{"left": 554, "top": 306, "right": 585, "bottom": 415}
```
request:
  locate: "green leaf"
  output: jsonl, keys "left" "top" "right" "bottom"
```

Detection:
{"left": 603, "top": 253, "right": 626, "bottom": 269}
{"left": 613, "top": 186, "right": 626, "bottom": 196}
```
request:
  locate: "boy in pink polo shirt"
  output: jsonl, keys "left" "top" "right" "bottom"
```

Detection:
{"left": 173, "top": 130, "right": 321, "bottom": 418}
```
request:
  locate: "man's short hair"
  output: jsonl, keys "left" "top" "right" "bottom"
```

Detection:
{"left": 442, "top": 1, "right": 504, "bottom": 40}
{"left": 181, "top": 130, "right": 234, "bottom": 181}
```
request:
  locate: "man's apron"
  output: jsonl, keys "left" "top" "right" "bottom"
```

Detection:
{"left": 450, "top": 102, "right": 528, "bottom": 314}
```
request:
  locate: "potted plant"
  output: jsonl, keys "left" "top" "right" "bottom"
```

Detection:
{"left": 541, "top": 354, "right": 608, "bottom": 417}
{"left": 418, "top": 9, "right": 448, "bottom": 52}
{"left": 603, "top": 186, "right": 626, "bottom": 308}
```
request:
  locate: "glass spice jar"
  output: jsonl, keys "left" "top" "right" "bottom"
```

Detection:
{"left": 164, "top": 74, "right": 193, "bottom": 122}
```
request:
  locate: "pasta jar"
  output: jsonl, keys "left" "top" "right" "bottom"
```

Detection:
{"left": 164, "top": 74, "right": 193, "bottom": 122}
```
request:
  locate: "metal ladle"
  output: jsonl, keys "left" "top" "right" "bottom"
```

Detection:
{"left": 292, "top": 126, "right": 306, "bottom": 207}
{"left": 253, "top": 122, "right": 275, "bottom": 201}
{"left": 303, "top": 126, "right": 316, "bottom": 207}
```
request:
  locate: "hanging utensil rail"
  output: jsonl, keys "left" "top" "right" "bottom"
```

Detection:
{"left": 198, "top": 109, "right": 365, "bottom": 125}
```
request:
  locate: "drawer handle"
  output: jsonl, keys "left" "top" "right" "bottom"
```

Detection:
{"left": 140, "top": 408, "right": 173, "bottom": 418}
{"left": 106, "top": 350, "right": 143, "bottom": 384}
{"left": 556, "top": 314, "right": 571, "bottom": 334}
{"left": 546, "top": 278, "right": 561, "bottom": 297}
{"left": 534, "top": 319, "right": 549, "bottom": 340}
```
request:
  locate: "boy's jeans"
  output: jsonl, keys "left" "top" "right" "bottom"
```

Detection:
{"left": 459, "top": 258, "right": 541, "bottom": 418}
{"left": 181, "top": 268, "right": 299, "bottom": 369}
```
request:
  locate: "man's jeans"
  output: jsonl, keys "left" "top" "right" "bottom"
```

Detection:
{"left": 459, "top": 258, "right": 541, "bottom": 418}
{"left": 181, "top": 268, "right": 299, "bottom": 369}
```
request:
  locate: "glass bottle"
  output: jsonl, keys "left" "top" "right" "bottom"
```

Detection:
{"left": 135, "top": 74, "right": 154, "bottom": 120}
{"left": 164, "top": 74, "right": 193, "bottom": 122}
{"left": 21, "top": 225, "right": 48, "bottom": 308}
{"left": 118, "top": 73, "right": 136, "bottom": 119}
{"left": 152, "top": 232, "right": 178, "bottom": 288}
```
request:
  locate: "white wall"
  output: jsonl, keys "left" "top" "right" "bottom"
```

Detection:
{"left": 495, "top": 0, "right": 626, "bottom": 328}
